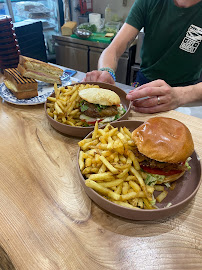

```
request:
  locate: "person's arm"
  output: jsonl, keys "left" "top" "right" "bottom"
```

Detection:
{"left": 126, "top": 80, "right": 202, "bottom": 113}
{"left": 179, "top": 82, "right": 202, "bottom": 104}
{"left": 98, "top": 23, "right": 139, "bottom": 70}
{"left": 83, "top": 23, "right": 139, "bottom": 84}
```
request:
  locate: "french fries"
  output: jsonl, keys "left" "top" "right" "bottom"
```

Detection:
{"left": 46, "top": 83, "right": 100, "bottom": 127}
{"left": 156, "top": 190, "right": 168, "bottom": 203}
{"left": 78, "top": 123, "right": 176, "bottom": 210}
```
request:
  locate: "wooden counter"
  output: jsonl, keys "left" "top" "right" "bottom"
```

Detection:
{"left": 0, "top": 73, "right": 202, "bottom": 269}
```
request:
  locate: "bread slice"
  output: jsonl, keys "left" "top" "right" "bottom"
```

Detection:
{"left": 18, "top": 55, "right": 64, "bottom": 84}
{"left": 61, "top": 21, "right": 77, "bottom": 36}
{"left": 4, "top": 68, "right": 38, "bottom": 99}
{"left": 79, "top": 88, "right": 120, "bottom": 106}
{"left": 105, "top": 33, "right": 114, "bottom": 37}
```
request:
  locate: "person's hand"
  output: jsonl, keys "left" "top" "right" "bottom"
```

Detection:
{"left": 126, "top": 79, "right": 181, "bottom": 113}
{"left": 82, "top": 70, "right": 115, "bottom": 85}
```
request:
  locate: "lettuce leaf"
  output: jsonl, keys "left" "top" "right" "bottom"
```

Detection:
{"left": 79, "top": 100, "right": 89, "bottom": 112}
{"left": 185, "top": 157, "right": 192, "bottom": 171}
{"left": 145, "top": 173, "right": 165, "bottom": 186}
{"left": 95, "top": 104, "right": 108, "bottom": 111}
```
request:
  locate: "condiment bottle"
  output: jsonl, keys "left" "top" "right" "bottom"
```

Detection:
{"left": 105, "top": 4, "right": 111, "bottom": 23}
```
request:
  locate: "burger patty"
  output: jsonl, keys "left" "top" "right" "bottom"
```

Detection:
{"left": 133, "top": 147, "right": 186, "bottom": 172}
{"left": 80, "top": 101, "right": 118, "bottom": 118}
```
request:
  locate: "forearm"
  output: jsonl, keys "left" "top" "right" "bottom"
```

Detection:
{"left": 98, "top": 23, "right": 139, "bottom": 71}
{"left": 84, "top": 24, "right": 139, "bottom": 84}
{"left": 175, "top": 82, "right": 202, "bottom": 106}
{"left": 98, "top": 45, "right": 119, "bottom": 71}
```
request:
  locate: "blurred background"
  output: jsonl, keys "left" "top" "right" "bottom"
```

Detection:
{"left": 1, "top": 0, "right": 142, "bottom": 84}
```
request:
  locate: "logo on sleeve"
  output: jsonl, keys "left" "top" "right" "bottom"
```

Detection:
{"left": 179, "top": 24, "right": 202, "bottom": 53}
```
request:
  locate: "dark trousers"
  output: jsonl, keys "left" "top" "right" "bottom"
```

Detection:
{"left": 132, "top": 70, "right": 150, "bottom": 88}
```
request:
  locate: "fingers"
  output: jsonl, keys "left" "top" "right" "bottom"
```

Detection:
{"left": 85, "top": 70, "right": 101, "bottom": 82}
{"left": 127, "top": 87, "right": 168, "bottom": 101}
{"left": 133, "top": 96, "right": 162, "bottom": 108}
{"left": 132, "top": 93, "right": 175, "bottom": 113}
{"left": 132, "top": 79, "right": 166, "bottom": 91}
{"left": 83, "top": 70, "right": 115, "bottom": 84}
{"left": 132, "top": 103, "right": 168, "bottom": 114}
{"left": 99, "top": 71, "right": 116, "bottom": 85}
{"left": 126, "top": 79, "right": 180, "bottom": 114}
{"left": 127, "top": 80, "right": 169, "bottom": 100}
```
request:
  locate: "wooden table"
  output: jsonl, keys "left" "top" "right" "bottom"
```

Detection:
{"left": 0, "top": 74, "right": 202, "bottom": 270}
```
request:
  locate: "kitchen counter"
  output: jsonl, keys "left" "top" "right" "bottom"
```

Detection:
{"left": 175, "top": 101, "right": 202, "bottom": 119}
{"left": 53, "top": 34, "right": 112, "bottom": 50}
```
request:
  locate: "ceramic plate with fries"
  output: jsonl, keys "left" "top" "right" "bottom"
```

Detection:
{"left": 77, "top": 120, "right": 201, "bottom": 220}
{"left": 45, "top": 82, "right": 131, "bottom": 138}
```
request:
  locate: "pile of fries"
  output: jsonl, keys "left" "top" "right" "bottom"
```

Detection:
{"left": 46, "top": 83, "right": 100, "bottom": 127}
{"left": 78, "top": 122, "right": 174, "bottom": 210}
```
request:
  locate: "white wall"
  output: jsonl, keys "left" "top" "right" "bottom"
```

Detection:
{"left": 70, "top": 0, "right": 135, "bottom": 24}
{"left": 93, "top": 0, "right": 135, "bottom": 21}
{"left": 70, "top": 0, "right": 80, "bottom": 23}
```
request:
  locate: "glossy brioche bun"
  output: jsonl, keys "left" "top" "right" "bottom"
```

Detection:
{"left": 132, "top": 117, "right": 194, "bottom": 163}
{"left": 79, "top": 88, "right": 120, "bottom": 106}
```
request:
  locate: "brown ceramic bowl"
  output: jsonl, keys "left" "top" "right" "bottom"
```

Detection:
{"left": 45, "top": 82, "right": 131, "bottom": 138}
{"left": 77, "top": 120, "right": 202, "bottom": 221}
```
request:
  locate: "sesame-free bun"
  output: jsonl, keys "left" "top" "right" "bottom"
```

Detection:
{"left": 132, "top": 117, "right": 194, "bottom": 163}
{"left": 79, "top": 88, "right": 121, "bottom": 106}
{"left": 162, "top": 171, "right": 185, "bottom": 183}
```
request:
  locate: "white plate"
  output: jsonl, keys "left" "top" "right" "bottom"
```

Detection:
{"left": 0, "top": 75, "right": 79, "bottom": 106}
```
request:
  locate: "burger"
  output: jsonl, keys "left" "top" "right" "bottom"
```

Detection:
{"left": 78, "top": 87, "right": 126, "bottom": 126}
{"left": 132, "top": 117, "right": 194, "bottom": 185}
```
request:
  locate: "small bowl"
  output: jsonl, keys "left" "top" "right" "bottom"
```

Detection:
{"left": 77, "top": 120, "right": 202, "bottom": 221}
{"left": 74, "top": 28, "right": 92, "bottom": 39}
{"left": 45, "top": 82, "right": 131, "bottom": 138}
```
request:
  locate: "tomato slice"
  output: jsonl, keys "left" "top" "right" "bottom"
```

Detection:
{"left": 81, "top": 119, "right": 103, "bottom": 125}
{"left": 140, "top": 166, "right": 182, "bottom": 176}
{"left": 87, "top": 119, "right": 103, "bottom": 125}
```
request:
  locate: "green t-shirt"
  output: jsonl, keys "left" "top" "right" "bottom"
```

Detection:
{"left": 126, "top": 0, "right": 202, "bottom": 86}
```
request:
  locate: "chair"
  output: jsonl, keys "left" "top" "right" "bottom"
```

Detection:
{"left": 14, "top": 19, "right": 47, "bottom": 62}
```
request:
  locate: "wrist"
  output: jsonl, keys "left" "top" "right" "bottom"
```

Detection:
{"left": 174, "top": 83, "right": 200, "bottom": 106}
{"left": 183, "top": 85, "right": 194, "bottom": 105}
{"left": 99, "top": 67, "right": 116, "bottom": 82}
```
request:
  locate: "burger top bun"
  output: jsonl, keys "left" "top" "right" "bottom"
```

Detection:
{"left": 79, "top": 88, "right": 120, "bottom": 106}
{"left": 132, "top": 117, "right": 194, "bottom": 163}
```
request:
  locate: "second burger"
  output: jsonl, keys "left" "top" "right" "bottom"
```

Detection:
{"left": 132, "top": 117, "right": 194, "bottom": 184}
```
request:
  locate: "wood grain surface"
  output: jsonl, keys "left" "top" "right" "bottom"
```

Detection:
{"left": 0, "top": 78, "right": 202, "bottom": 269}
